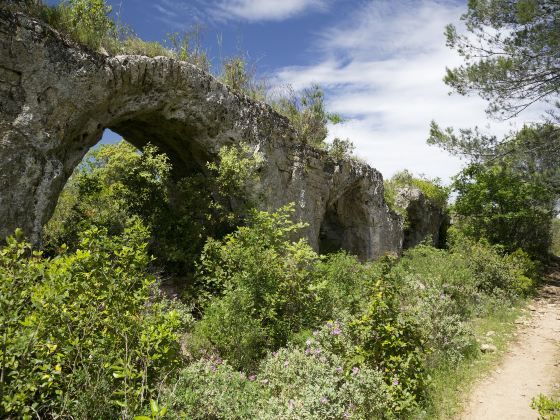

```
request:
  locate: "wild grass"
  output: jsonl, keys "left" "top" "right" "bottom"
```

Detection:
{"left": 423, "top": 302, "right": 526, "bottom": 419}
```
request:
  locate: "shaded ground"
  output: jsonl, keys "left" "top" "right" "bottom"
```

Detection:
{"left": 460, "top": 262, "right": 560, "bottom": 419}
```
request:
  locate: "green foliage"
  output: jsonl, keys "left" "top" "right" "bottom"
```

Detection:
{"left": 206, "top": 142, "right": 264, "bottom": 200}
{"left": 444, "top": 0, "right": 560, "bottom": 119}
{"left": 272, "top": 85, "right": 343, "bottom": 148}
{"left": 532, "top": 394, "right": 560, "bottom": 420}
{"left": 258, "top": 344, "right": 392, "bottom": 419}
{"left": 0, "top": 223, "right": 190, "bottom": 419}
{"left": 346, "top": 290, "right": 426, "bottom": 412}
{"left": 315, "top": 252, "right": 383, "bottom": 316}
{"left": 452, "top": 162, "right": 554, "bottom": 256}
{"left": 37, "top": 0, "right": 114, "bottom": 51}
{"left": 326, "top": 137, "right": 356, "bottom": 160}
{"left": 384, "top": 170, "right": 449, "bottom": 218}
{"left": 44, "top": 140, "right": 262, "bottom": 280}
{"left": 167, "top": 343, "right": 393, "bottom": 420}
{"left": 166, "top": 27, "right": 211, "bottom": 72}
{"left": 190, "top": 205, "right": 330, "bottom": 369}
{"left": 165, "top": 358, "right": 265, "bottom": 419}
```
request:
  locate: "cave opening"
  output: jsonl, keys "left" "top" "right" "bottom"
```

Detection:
{"left": 318, "top": 184, "right": 373, "bottom": 260}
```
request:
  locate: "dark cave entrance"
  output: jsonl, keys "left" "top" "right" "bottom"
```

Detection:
{"left": 318, "top": 184, "right": 372, "bottom": 259}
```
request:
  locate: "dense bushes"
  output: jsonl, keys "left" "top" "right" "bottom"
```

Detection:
{"left": 3, "top": 201, "right": 541, "bottom": 418}
{"left": 43, "top": 141, "right": 261, "bottom": 279}
{"left": 189, "top": 205, "right": 330, "bottom": 369}
{"left": 453, "top": 163, "right": 555, "bottom": 257}
{"left": 0, "top": 223, "right": 191, "bottom": 419}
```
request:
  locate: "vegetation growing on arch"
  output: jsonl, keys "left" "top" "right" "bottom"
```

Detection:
{"left": 43, "top": 140, "right": 263, "bottom": 281}
{"left": 383, "top": 170, "right": 450, "bottom": 218}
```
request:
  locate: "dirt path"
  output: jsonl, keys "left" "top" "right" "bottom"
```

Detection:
{"left": 460, "top": 267, "right": 560, "bottom": 419}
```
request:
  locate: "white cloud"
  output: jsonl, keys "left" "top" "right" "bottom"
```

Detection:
{"left": 275, "top": 0, "right": 541, "bottom": 182}
{"left": 214, "top": 0, "right": 328, "bottom": 22}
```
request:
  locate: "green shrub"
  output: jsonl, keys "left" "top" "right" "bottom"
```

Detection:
{"left": 326, "top": 137, "right": 356, "bottom": 160}
{"left": 190, "top": 205, "right": 330, "bottom": 369}
{"left": 532, "top": 394, "right": 560, "bottom": 419}
{"left": 449, "top": 228, "right": 539, "bottom": 298}
{"left": 389, "top": 245, "right": 479, "bottom": 366}
{"left": 346, "top": 292, "right": 426, "bottom": 413}
{"left": 271, "top": 85, "right": 342, "bottom": 148}
{"left": 315, "top": 252, "right": 384, "bottom": 316}
{"left": 167, "top": 342, "right": 393, "bottom": 420}
{"left": 258, "top": 344, "right": 392, "bottom": 419}
{"left": 452, "top": 163, "right": 555, "bottom": 257}
{"left": 44, "top": 141, "right": 262, "bottom": 281}
{"left": 0, "top": 222, "right": 190, "bottom": 418}
{"left": 166, "top": 358, "right": 265, "bottom": 419}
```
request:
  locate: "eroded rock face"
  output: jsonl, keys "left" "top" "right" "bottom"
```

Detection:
{"left": 395, "top": 187, "right": 448, "bottom": 249}
{"left": 0, "top": 8, "right": 403, "bottom": 259}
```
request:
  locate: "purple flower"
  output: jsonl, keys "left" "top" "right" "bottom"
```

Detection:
{"left": 312, "top": 330, "right": 319, "bottom": 337}
{"left": 352, "top": 367, "right": 360, "bottom": 375}
{"left": 210, "top": 365, "right": 217, "bottom": 372}
{"left": 272, "top": 351, "right": 279, "bottom": 358}
{"left": 306, "top": 339, "right": 313, "bottom": 346}
{"left": 320, "top": 396, "right": 328, "bottom": 404}
{"left": 284, "top": 360, "right": 289, "bottom": 368}
{"left": 305, "top": 348, "right": 311, "bottom": 355}
{"left": 248, "top": 374, "right": 256, "bottom": 381}
{"left": 331, "top": 327, "right": 342, "bottom": 335}
{"left": 393, "top": 378, "right": 400, "bottom": 386}
{"left": 343, "top": 411, "right": 351, "bottom": 419}
{"left": 335, "top": 367, "right": 343, "bottom": 374}
{"left": 314, "top": 348, "right": 322, "bottom": 355}
{"left": 215, "top": 356, "right": 223, "bottom": 365}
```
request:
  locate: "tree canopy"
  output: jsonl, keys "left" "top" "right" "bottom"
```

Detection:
{"left": 444, "top": 0, "right": 560, "bottom": 119}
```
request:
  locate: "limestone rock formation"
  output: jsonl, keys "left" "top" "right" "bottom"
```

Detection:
{"left": 395, "top": 187, "right": 448, "bottom": 249}
{"left": 0, "top": 8, "right": 407, "bottom": 259}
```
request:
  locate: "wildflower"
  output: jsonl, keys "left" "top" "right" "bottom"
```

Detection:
{"left": 305, "top": 348, "right": 311, "bottom": 355}
{"left": 284, "top": 360, "right": 289, "bottom": 367}
{"left": 210, "top": 365, "right": 217, "bottom": 372}
{"left": 272, "top": 351, "right": 279, "bottom": 358}
{"left": 306, "top": 339, "right": 313, "bottom": 346}
{"left": 288, "top": 399, "right": 296, "bottom": 409}
{"left": 314, "top": 348, "right": 321, "bottom": 355}
{"left": 312, "top": 330, "right": 319, "bottom": 337}
{"left": 335, "top": 366, "right": 343, "bottom": 374}
{"left": 331, "top": 327, "right": 342, "bottom": 335}
{"left": 248, "top": 374, "right": 256, "bottom": 381}
{"left": 343, "top": 411, "right": 351, "bottom": 419}
{"left": 352, "top": 367, "right": 360, "bottom": 375}
{"left": 320, "top": 396, "right": 328, "bottom": 404}
{"left": 393, "top": 378, "right": 399, "bottom": 386}
{"left": 261, "top": 378, "right": 269, "bottom": 385}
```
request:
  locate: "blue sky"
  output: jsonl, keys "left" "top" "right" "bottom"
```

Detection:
{"left": 48, "top": 0, "right": 542, "bottom": 182}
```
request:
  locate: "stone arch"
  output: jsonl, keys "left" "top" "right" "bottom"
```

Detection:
{"left": 0, "top": 8, "right": 403, "bottom": 259}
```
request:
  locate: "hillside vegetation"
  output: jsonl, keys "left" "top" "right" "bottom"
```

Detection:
{"left": 1, "top": 0, "right": 559, "bottom": 419}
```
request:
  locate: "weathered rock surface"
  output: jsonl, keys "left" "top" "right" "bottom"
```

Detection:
{"left": 395, "top": 187, "right": 448, "bottom": 249}
{"left": 0, "top": 8, "right": 409, "bottom": 259}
